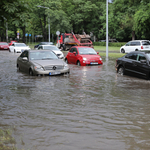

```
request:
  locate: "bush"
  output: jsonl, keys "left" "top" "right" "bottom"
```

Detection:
{"left": 93, "top": 42, "right": 126, "bottom": 47}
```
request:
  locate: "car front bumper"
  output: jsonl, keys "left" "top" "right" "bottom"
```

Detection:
{"left": 33, "top": 67, "right": 70, "bottom": 75}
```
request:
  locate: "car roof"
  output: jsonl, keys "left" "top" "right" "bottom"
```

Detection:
{"left": 28, "top": 49, "right": 53, "bottom": 52}
{"left": 128, "top": 51, "right": 150, "bottom": 54}
{"left": 40, "top": 45, "right": 56, "bottom": 46}
{"left": 71, "top": 46, "right": 93, "bottom": 48}
{"left": 128, "top": 40, "right": 149, "bottom": 42}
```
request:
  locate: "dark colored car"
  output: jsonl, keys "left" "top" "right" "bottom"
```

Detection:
{"left": 0, "top": 42, "right": 9, "bottom": 50}
{"left": 115, "top": 51, "right": 150, "bottom": 79}
{"left": 65, "top": 46, "right": 103, "bottom": 66}
{"left": 34, "top": 42, "right": 54, "bottom": 49}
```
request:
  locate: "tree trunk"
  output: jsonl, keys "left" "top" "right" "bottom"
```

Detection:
{"left": 132, "top": 31, "right": 135, "bottom": 40}
{"left": 21, "top": 26, "right": 26, "bottom": 43}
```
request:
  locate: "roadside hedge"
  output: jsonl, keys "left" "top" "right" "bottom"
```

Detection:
{"left": 93, "top": 42, "right": 126, "bottom": 47}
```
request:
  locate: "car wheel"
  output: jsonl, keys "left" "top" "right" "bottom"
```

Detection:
{"left": 77, "top": 61, "right": 81, "bottom": 66}
{"left": 14, "top": 49, "right": 16, "bottom": 53}
{"left": 29, "top": 69, "right": 33, "bottom": 76}
{"left": 135, "top": 49, "right": 138, "bottom": 51}
{"left": 65, "top": 59, "right": 68, "bottom": 64}
{"left": 118, "top": 66, "right": 125, "bottom": 75}
{"left": 17, "top": 64, "right": 20, "bottom": 71}
{"left": 121, "top": 49, "right": 125, "bottom": 53}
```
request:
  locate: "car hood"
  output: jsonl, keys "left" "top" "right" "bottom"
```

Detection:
{"left": 80, "top": 54, "right": 101, "bottom": 60}
{"left": 31, "top": 59, "right": 65, "bottom": 66}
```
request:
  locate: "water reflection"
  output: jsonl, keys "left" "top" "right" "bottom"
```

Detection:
{"left": 0, "top": 51, "right": 150, "bottom": 150}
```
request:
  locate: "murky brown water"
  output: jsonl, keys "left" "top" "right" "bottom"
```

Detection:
{"left": 0, "top": 51, "right": 150, "bottom": 150}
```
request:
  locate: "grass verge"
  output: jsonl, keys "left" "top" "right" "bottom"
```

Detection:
{"left": 0, "top": 128, "right": 16, "bottom": 150}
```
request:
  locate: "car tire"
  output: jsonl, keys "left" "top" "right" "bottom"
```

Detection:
{"left": 118, "top": 66, "right": 125, "bottom": 75}
{"left": 135, "top": 49, "right": 138, "bottom": 51}
{"left": 77, "top": 61, "right": 81, "bottom": 66}
{"left": 121, "top": 49, "right": 125, "bottom": 53}
{"left": 17, "top": 64, "right": 20, "bottom": 71}
{"left": 29, "top": 69, "right": 33, "bottom": 76}
{"left": 14, "top": 49, "right": 16, "bottom": 53}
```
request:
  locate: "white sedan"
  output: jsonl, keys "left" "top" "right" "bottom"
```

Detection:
{"left": 9, "top": 43, "right": 31, "bottom": 53}
{"left": 37, "top": 45, "right": 64, "bottom": 59}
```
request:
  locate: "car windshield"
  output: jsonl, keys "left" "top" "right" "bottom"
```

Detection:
{"left": 0, "top": 43, "right": 8, "bottom": 45}
{"left": 30, "top": 51, "right": 58, "bottom": 60}
{"left": 43, "top": 46, "right": 59, "bottom": 50}
{"left": 40, "top": 42, "right": 53, "bottom": 45}
{"left": 78, "top": 47, "right": 97, "bottom": 55}
{"left": 15, "top": 43, "right": 27, "bottom": 47}
{"left": 142, "top": 41, "right": 150, "bottom": 45}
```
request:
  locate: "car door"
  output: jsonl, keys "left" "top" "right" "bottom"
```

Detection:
{"left": 134, "top": 54, "right": 149, "bottom": 77}
{"left": 67, "top": 48, "right": 74, "bottom": 64}
{"left": 124, "top": 42, "right": 131, "bottom": 53}
{"left": 18, "top": 51, "right": 30, "bottom": 72}
{"left": 124, "top": 53, "right": 138, "bottom": 74}
{"left": 71, "top": 48, "right": 78, "bottom": 64}
{"left": 9, "top": 43, "right": 15, "bottom": 52}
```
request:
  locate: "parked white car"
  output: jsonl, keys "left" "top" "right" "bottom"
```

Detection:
{"left": 37, "top": 45, "right": 64, "bottom": 59}
{"left": 120, "top": 40, "right": 150, "bottom": 53}
{"left": 9, "top": 43, "right": 31, "bottom": 53}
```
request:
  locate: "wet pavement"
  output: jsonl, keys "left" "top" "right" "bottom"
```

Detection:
{"left": 0, "top": 51, "right": 150, "bottom": 150}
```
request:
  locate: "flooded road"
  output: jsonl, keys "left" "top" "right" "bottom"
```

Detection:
{"left": 0, "top": 51, "right": 150, "bottom": 150}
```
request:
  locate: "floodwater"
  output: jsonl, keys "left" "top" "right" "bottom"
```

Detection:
{"left": 0, "top": 51, "right": 150, "bottom": 150}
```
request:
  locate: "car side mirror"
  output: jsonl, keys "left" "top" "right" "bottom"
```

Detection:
{"left": 73, "top": 52, "right": 76, "bottom": 55}
{"left": 97, "top": 52, "right": 99, "bottom": 54}
{"left": 22, "top": 57, "right": 28, "bottom": 60}
{"left": 140, "top": 60, "right": 146, "bottom": 63}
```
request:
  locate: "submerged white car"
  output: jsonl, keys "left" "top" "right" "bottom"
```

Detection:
{"left": 38, "top": 45, "right": 64, "bottom": 59}
{"left": 9, "top": 43, "right": 31, "bottom": 53}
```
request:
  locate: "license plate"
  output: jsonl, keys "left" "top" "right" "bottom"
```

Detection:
{"left": 90, "top": 62, "right": 98, "bottom": 65}
{"left": 49, "top": 72, "right": 61, "bottom": 75}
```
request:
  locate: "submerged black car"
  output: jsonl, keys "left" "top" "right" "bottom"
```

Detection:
{"left": 115, "top": 51, "right": 150, "bottom": 79}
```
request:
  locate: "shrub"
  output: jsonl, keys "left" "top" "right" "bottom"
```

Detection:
{"left": 93, "top": 42, "right": 126, "bottom": 47}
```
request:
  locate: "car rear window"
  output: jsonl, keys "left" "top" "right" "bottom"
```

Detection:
{"left": 142, "top": 41, "right": 150, "bottom": 45}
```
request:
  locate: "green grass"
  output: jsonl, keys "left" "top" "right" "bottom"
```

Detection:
{"left": 0, "top": 128, "right": 16, "bottom": 150}
{"left": 94, "top": 46, "right": 120, "bottom": 52}
{"left": 99, "top": 52, "right": 125, "bottom": 59}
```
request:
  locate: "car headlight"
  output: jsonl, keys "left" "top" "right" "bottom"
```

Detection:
{"left": 64, "top": 63, "right": 68, "bottom": 69}
{"left": 34, "top": 66, "right": 44, "bottom": 70}
{"left": 100, "top": 57, "right": 102, "bottom": 61}
{"left": 83, "top": 57, "right": 87, "bottom": 61}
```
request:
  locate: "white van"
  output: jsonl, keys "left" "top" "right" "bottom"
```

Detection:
{"left": 120, "top": 40, "right": 150, "bottom": 53}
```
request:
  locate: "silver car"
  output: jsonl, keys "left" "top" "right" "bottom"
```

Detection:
{"left": 17, "top": 50, "right": 70, "bottom": 76}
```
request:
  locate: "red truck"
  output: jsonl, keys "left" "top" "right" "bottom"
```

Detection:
{"left": 56, "top": 32, "right": 93, "bottom": 51}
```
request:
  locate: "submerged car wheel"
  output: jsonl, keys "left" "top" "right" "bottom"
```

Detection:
{"left": 29, "top": 69, "right": 33, "bottom": 76}
{"left": 118, "top": 66, "right": 125, "bottom": 75}
{"left": 17, "top": 64, "right": 20, "bottom": 71}
{"left": 121, "top": 49, "right": 125, "bottom": 53}
{"left": 77, "top": 61, "right": 81, "bottom": 66}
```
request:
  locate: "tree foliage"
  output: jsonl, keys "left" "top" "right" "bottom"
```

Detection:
{"left": 0, "top": 0, "right": 150, "bottom": 42}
